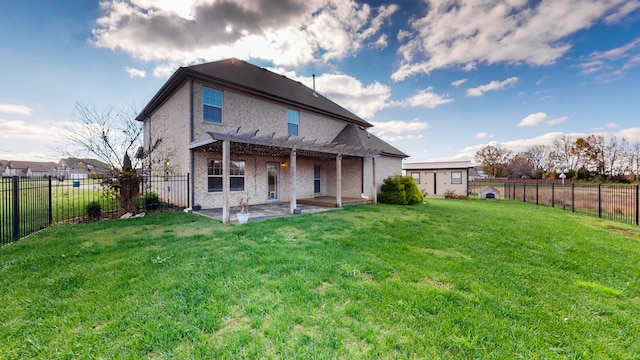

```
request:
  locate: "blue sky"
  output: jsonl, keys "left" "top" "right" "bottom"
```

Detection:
{"left": 1, "top": 0, "right": 639, "bottom": 163}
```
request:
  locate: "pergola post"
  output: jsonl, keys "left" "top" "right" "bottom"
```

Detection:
{"left": 222, "top": 139, "right": 230, "bottom": 224}
{"left": 290, "top": 148, "right": 297, "bottom": 214}
{"left": 336, "top": 154, "right": 342, "bottom": 208}
{"left": 372, "top": 157, "right": 377, "bottom": 204}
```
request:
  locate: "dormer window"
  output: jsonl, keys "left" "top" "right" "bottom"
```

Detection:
{"left": 203, "top": 87, "right": 223, "bottom": 123}
{"left": 287, "top": 109, "right": 299, "bottom": 136}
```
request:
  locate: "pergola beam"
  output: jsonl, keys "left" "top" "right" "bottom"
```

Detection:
{"left": 207, "top": 130, "right": 380, "bottom": 159}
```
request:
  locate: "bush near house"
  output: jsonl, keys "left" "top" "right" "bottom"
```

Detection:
{"left": 378, "top": 174, "right": 424, "bottom": 205}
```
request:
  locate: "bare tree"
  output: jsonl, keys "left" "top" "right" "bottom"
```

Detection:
{"left": 475, "top": 145, "right": 512, "bottom": 178}
{"left": 61, "top": 101, "right": 165, "bottom": 214}
{"left": 62, "top": 101, "right": 142, "bottom": 170}
{"left": 524, "top": 145, "right": 550, "bottom": 178}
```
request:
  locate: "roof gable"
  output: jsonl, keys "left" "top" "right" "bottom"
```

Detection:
{"left": 7, "top": 161, "right": 57, "bottom": 172}
{"left": 137, "top": 58, "right": 371, "bottom": 128}
{"left": 333, "top": 124, "right": 408, "bottom": 158}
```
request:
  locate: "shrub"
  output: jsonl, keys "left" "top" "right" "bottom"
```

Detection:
{"left": 444, "top": 190, "right": 468, "bottom": 200}
{"left": 86, "top": 201, "right": 102, "bottom": 219}
{"left": 379, "top": 175, "right": 424, "bottom": 205}
{"left": 142, "top": 192, "right": 160, "bottom": 210}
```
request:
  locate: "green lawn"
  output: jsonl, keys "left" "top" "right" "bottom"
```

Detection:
{"left": 1, "top": 200, "right": 639, "bottom": 358}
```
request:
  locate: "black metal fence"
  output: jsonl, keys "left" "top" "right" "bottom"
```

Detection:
{"left": 471, "top": 181, "right": 640, "bottom": 226}
{"left": 1, "top": 173, "right": 189, "bottom": 248}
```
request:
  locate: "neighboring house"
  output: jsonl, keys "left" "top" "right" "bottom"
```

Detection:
{"left": 0, "top": 160, "right": 8, "bottom": 177}
{"left": 2, "top": 161, "right": 57, "bottom": 177}
{"left": 403, "top": 161, "right": 473, "bottom": 197}
{"left": 136, "top": 58, "right": 407, "bottom": 222}
{"left": 56, "top": 158, "right": 113, "bottom": 179}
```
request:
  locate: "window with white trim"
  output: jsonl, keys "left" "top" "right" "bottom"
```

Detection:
{"left": 451, "top": 171, "right": 462, "bottom": 184}
{"left": 203, "top": 87, "right": 223, "bottom": 123}
{"left": 207, "top": 159, "right": 245, "bottom": 192}
{"left": 411, "top": 172, "right": 420, "bottom": 184}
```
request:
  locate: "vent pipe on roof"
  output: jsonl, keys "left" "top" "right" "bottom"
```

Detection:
{"left": 312, "top": 74, "right": 318, "bottom": 97}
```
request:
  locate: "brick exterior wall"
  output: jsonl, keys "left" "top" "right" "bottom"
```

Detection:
{"left": 143, "top": 79, "right": 404, "bottom": 209}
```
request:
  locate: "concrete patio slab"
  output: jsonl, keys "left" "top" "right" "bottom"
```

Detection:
{"left": 193, "top": 202, "right": 341, "bottom": 224}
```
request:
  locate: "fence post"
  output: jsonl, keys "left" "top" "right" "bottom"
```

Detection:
{"left": 12, "top": 176, "right": 19, "bottom": 241}
{"left": 523, "top": 183, "right": 526, "bottom": 203}
{"left": 598, "top": 184, "right": 602, "bottom": 219}
{"left": 536, "top": 183, "right": 539, "bottom": 205}
{"left": 571, "top": 183, "right": 575, "bottom": 212}
{"left": 48, "top": 176, "right": 53, "bottom": 225}
{"left": 551, "top": 183, "right": 555, "bottom": 208}
{"left": 187, "top": 173, "right": 190, "bottom": 208}
{"left": 635, "top": 184, "right": 639, "bottom": 226}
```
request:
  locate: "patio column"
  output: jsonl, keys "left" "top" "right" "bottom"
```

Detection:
{"left": 222, "top": 139, "right": 230, "bottom": 224}
{"left": 372, "top": 157, "right": 377, "bottom": 204}
{"left": 290, "top": 148, "right": 297, "bottom": 214}
{"left": 336, "top": 154, "right": 342, "bottom": 208}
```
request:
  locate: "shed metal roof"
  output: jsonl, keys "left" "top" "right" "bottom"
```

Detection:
{"left": 403, "top": 160, "right": 473, "bottom": 170}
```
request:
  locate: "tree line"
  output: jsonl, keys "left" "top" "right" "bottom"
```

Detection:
{"left": 474, "top": 134, "right": 640, "bottom": 183}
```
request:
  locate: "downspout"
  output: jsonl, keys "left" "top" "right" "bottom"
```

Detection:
{"left": 189, "top": 78, "right": 195, "bottom": 207}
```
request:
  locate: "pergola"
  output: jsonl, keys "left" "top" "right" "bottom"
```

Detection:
{"left": 191, "top": 127, "right": 380, "bottom": 223}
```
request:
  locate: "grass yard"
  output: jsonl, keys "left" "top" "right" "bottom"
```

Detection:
{"left": 0, "top": 200, "right": 639, "bottom": 358}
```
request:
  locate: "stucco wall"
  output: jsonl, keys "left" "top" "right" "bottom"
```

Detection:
{"left": 409, "top": 169, "right": 469, "bottom": 196}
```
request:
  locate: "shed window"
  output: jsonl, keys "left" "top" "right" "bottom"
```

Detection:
{"left": 411, "top": 172, "right": 420, "bottom": 184}
{"left": 451, "top": 171, "right": 462, "bottom": 184}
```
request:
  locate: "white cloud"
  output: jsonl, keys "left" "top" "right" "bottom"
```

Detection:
{"left": 392, "top": 0, "right": 632, "bottom": 81}
{"left": 577, "top": 38, "right": 640, "bottom": 77}
{"left": 518, "top": 112, "right": 568, "bottom": 127}
{"left": 616, "top": 127, "right": 640, "bottom": 142}
{"left": 0, "top": 118, "right": 67, "bottom": 141}
{"left": 370, "top": 120, "right": 430, "bottom": 134}
{"left": 369, "top": 120, "right": 429, "bottom": 143}
{"left": 0, "top": 104, "right": 33, "bottom": 115}
{"left": 467, "top": 77, "right": 519, "bottom": 97}
{"left": 475, "top": 132, "right": 488, "bottom": 139}
{"left": 271, "top": 69, "right": 394, "bottom": 119}
{"left": 91, "top": 0, "right": 398, "bottom": 74}
{"left": 607, "top": 122, "right": 619, "bottom": 128}
{"left": 370, "top": 34, "right": 388, "bottom": 50}
{"left": 399, "top": 87, "right": 453, "bottom": 108}
{"left": 604, "top": 1, "right": 640, "bottom": 24}
{"left": 125, "top": 67, "right": 146, "bottom": 78}
{"left": 451, "top": 78, "right": 467, "bottom": 87}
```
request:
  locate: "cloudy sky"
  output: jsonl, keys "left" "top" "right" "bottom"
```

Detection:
{"left": 1, "top": 0, "right": 639, "bottom": 162}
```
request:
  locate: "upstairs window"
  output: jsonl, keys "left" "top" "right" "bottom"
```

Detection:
{"left": 287, "top": 109, "right": 299, "bottom": 136}
{"left": 203, "top": 87, "right": 222, "bottom": 123}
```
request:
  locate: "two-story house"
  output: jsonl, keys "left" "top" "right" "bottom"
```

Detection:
{"left": 136, "top": 58, "right": 407, "bottom": 222}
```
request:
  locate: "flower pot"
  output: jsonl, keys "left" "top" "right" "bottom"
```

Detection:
{"left": 237, "top": 212, "right": 249, "bottom": 224}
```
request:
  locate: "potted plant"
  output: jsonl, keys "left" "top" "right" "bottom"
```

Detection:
{"left": 236, "top": 194, "right": 250, "bottom": 224}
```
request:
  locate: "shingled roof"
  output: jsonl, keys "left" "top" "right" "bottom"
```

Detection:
{"left": 136, "top": 58, "right": 371, "bottom": 128}
{"left": 333, "top": 124, "right": 407, "bottom": 158}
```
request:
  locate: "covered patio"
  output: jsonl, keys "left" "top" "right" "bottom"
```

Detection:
{"left": 192, "top": 127, "right": 381, "bottom": 223}
{"left": 194, "top": 201, "right": 341, "bottom": 223}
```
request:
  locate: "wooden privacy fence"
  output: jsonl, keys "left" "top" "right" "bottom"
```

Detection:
{"left": 1, "top": 173, "right": 189, "bottom": 248}
{"left": 471, "top": 181, "right": 640, "bottom": 226}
